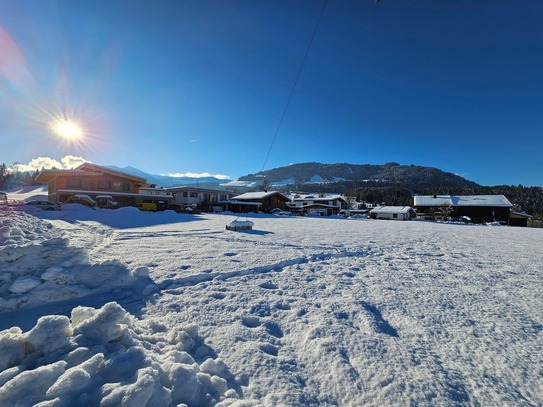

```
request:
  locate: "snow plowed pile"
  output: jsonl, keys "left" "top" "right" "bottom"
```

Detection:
{"left": 0, "top": 302, "right": 251, "bottom": 406}
{"left": 0, "top": 211, "right": 157, "bottom": 312}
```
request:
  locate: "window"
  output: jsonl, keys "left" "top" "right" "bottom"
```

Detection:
{"left": 183, "top": 192, "right": 188, "bottom": 197}
{"left": 113, "top": 182, "right": 121, "bottom": 191}
{"left": 190, "top": 192, "right": 198, "bottom": 198}
{"left": 98, "top": 181, "right": 111, "bottom": 189}
{"left": 393, "top": 213, "right": 398, "bottom": 218}
{"left": 66, "top": 177, "right": 81, "bottom": 188}
{"left": 122, "top": 183, "right": 130, "bottom": 192}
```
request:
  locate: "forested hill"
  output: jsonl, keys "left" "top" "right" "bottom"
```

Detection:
{"left": 238, "top": 162, "right": 479, "bottom": 190}
{"left": 237, "top": 162, "right": 543, "bottom": 217}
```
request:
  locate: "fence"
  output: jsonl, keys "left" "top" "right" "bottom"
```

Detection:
{"left": 527, "top": 219, "right": 543, "bottom": 228}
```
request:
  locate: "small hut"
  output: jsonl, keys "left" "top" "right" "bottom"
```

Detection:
{"left": 226, "top": 220, "right": 254, "bottom": 231}
{"left": 370, "top": 206, "right": 416, "bottom": 221}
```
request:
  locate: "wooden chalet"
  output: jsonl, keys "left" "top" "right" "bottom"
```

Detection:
{"left": 35, "top": 162, "right": 172, "bottom": 207}
{"left": 229, "top": 191, "right": 290, "bottom": 213}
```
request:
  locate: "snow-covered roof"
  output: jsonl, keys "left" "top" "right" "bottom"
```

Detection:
{"left": 370, "top": 206, "right": 414, "bottom": 214}
{"left": 35, "top": 163, "right": 148, "bottom": 185}
{"left": 56, "top": 189, "right": 173, "bottom": 200}
{"left": 233, "top": 191, "right": 288, "bottom": 200}
{"left": 287, "top": 202, "right": 336, "bottom": 209}
{"left": 414, "top": 195, "right": 512, "bottom": 207}
{"left": 219, "top": 199, "right": 261, "bottom": 206}
{"left": 292, "top": 195, "right": 345, "bottom": 202}
{"left": 165, "top": 186, "right": 234, "bottom": 194}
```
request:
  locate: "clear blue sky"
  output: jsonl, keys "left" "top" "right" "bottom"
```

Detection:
{"left": 1, "top": 0, "right": 542, "bottom": 186}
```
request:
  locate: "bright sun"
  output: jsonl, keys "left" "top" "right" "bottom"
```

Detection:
{"left": 50, "top": 119, "right": 83, "bottom": 140}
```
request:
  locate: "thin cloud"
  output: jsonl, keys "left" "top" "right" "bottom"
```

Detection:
{"left": 455, "top": 172, "right": 469, "bottom": 179}
{"left": 165, "top": 172, "right": 230, "bottom": 180}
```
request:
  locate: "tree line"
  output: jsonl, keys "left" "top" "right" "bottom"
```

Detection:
{"left": 0, "top": 163, "right": 41, "bottom": 191}
{"left": 279, "top": 180, "right": 543, "bottom": 219}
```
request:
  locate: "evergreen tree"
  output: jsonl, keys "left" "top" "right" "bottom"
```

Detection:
{"left": 0, "top": 163, "right": 11, "bottom": 190}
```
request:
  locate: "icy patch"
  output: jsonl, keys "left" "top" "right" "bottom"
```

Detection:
{"left": 0, "top": 302, "right": 253, "bottom": 406}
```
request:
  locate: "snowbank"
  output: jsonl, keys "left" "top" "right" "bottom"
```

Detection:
{"left": 0, "top": 211, "right": 158, "bottom": 313}
{"left": 0, "top": 302, "right": 252, "bottom": 406}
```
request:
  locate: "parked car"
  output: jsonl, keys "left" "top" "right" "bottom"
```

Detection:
{"left": 136, "top": 202, "right": 157, "bottom": 212}
{"left": 64, "top": 195, "right": 97, "bottom": 208}
{"left": 270, "top": 208, "right": 292, "bottom": 216}
{"left": 24, "top": 200, "right": 61, "bottom": 211}
{"left": 96, "top": 195, "right": 118, "bottom": 208}
{"left": 449, "top": 216, "right": 472, "bottom": 224}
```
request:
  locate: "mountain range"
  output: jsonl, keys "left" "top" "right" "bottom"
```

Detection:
{"left": 111, "top": 161, "right": 479, "bottom": 191}
{"left": 234, "top": 162, "right": 479, "bottom": 190}
{"left": 107, "top": 166, "right": 230, "bottom": 188}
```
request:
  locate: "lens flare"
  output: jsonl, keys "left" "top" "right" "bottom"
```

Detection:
{"left": 50, "top": 119, "right": 83, "bottom": 140}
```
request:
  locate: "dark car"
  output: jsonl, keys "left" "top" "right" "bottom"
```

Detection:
{"left": 449, "top": 216, "right": 472, "bottom": 224}
{"left": 24, "top": 200, "right": 61, "bottom": 211}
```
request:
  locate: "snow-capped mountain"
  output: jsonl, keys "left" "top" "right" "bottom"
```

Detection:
{"left": 236, "top": 162, "right": 480, "bottom": 189}
{"left": 108, "top": 165, "right": 231, "bottom": 188}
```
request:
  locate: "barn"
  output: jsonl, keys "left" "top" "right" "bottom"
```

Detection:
{"left": 413, "top": 195, "right": 513, "bottom": 224}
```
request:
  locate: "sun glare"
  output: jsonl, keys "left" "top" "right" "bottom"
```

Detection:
{"left": 51, "top": 119, "right": 83, "bottom": 141}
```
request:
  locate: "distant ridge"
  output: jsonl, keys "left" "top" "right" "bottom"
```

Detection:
{"left": 108, "top": 165, "right": 231, "bottom": 188}
{"left": 234, "top": 162, "right": 480, "bottom": 190}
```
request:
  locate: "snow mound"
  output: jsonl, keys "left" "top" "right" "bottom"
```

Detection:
{"left": 0, "top": 212, "right": 158, "bottom": 312}
{"left": 0, "top": 302, "right": 252, "bottom": 406}
{"left": 0, "top": 211, "right": 58, "bottom": 246}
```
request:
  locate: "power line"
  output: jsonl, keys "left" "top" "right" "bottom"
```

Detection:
{"left": 261, "top": 0, "right": 328, "bottom": 172}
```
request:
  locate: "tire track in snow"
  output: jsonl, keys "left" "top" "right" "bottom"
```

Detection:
{"left": 159, "top": 249, "right": 372, "bottom": 293}
{"left": 47, "top": 219, "right": 115, "bottom": 258}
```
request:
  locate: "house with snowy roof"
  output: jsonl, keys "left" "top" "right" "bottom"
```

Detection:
{"left": 370, "top": 206, "right": 417, "bottom": 220}
{"left": 35, "top": 162, "right": 173, "bottom": 208}
{"left": 165, "top": 186, "right": 235, "bottom": 211}
{"left": 413, "top": 195, "right": 513, "bottom": 224}
{"left": 228, "top": 191, "right": 290, "bottom": 213}
{"left": 286, "top": 194, "right": 347, "bottom": 216}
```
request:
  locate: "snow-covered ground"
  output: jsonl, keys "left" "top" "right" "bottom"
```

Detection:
{"left": 1, "top": 190, "right": 542, "bottom": 406}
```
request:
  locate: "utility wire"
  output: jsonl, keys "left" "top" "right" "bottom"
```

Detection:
{"left": 261, "top": 0, "right": 328, "bottom": 172}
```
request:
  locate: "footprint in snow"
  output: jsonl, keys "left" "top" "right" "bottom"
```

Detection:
{"left": 259, "top": 281, "right": 277, "bottom": 290}
{"left": 259, "top": 343, "right": 279, "bottom": 357}
{"left": 241, "top": 316, "right": 261, "bottom": 328}
{"left": 264, "top": 321, "right": 283, "bottom": 338}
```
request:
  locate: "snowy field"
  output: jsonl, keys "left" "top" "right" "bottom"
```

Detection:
{"left": 1, "top": 196, "right": 542, "bottom": 406}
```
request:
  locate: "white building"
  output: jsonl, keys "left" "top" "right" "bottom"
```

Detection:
{"left": 370, "top": 206, "right": 417, "bottom": 221}
{"left": 286, "top": 195, "right": 347, "bottom": 216}
{"left": 165, "top": 186, "right": 235, "bottom": 208}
